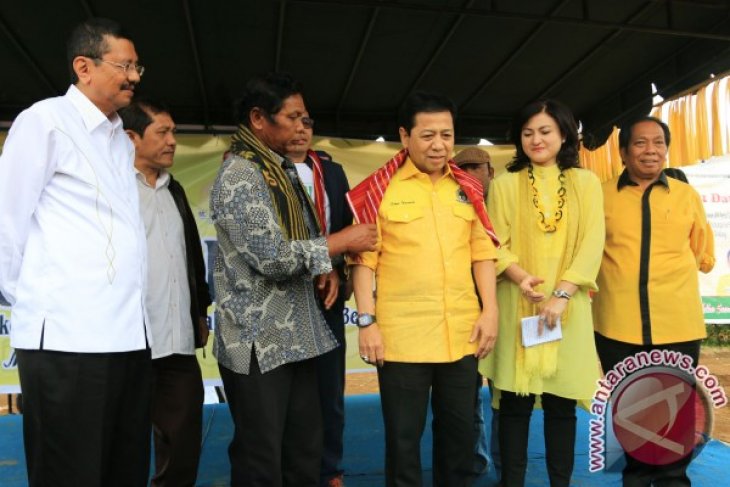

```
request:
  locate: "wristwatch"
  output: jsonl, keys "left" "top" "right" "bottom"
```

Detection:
{"left": 552, "top": 289, "right": 572, "bottom": 300}
{"left": 356, "top": 313, "right": 376, "bottom": 328}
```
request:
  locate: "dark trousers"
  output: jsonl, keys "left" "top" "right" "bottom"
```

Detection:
{"left": 219, "top": 352, "right": 323, "bottom": 487}
{"left": 16, "top": 348, "right": 152, "bottom": 487}
{"left": 487, "top": 379, "right": 501, "bottom": 474}
{"left": 499, "top": 391, "right": 577, "bottom": 487}
{"left": 377, "top": 356, "right": 478, "bottom": 487}
{"left": 317, "top": 300, "right": 346, "bottom": 485}
{"left": 594, "top": 333, "right": 701, "bottom": 487}
{"left": 150, "top": 354, "right": 204, "bottom": 487}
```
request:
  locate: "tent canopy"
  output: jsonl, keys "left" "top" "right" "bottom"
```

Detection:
{"left": 1, "top": 0, "right": 729, "bottom": 146}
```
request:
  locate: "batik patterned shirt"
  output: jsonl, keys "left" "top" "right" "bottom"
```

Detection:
{"left": 210, "top": 154, "right": 336, "bottom": 374}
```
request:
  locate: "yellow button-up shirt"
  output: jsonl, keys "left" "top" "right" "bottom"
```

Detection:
{"left": 358, "top": 159, "right": 497, "bottom": 362}
{"left": 593, "top": 170, "right": 714, "bottom": 345}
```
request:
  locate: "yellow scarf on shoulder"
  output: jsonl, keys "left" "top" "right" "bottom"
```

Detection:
{"left": 512, "top": 167, "right": 587, "bottom": 394}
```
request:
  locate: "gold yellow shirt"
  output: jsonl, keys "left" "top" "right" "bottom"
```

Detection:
{"left": 358, "top": 159, "right": 497, "bottom": 362}
{"left": 593, "top": 170, "right": 714, "bottom": 345}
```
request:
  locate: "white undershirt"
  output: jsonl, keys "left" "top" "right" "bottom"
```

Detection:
{"left": 294, "top": 162, "right": 331, "bottom": 234}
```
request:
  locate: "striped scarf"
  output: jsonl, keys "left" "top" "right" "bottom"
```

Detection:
{"left": 346, "top": 148, "right": 500, "bottom": 246}
{"left": 230, "top": 124, "right": 316, "bottom": 240}
{"left": 307, "top": 149, "right": 328, "bottom": 234}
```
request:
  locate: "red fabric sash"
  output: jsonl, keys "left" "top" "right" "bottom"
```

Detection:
{"left": 307, "top": 149, "right": 328, "bottom": 235}
{"left": 346, "top": 148, "right": 499, "bottom": 246}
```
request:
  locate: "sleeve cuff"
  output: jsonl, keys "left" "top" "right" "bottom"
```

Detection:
{"left": 561, "top": 269, "right": 598, "bottom": 291}
{"left": 309, "top": 236, "right": 334, "bottom": 275}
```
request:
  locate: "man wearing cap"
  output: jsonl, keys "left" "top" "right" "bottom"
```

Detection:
{"left": 454, "top": 146, "right": 497, "bottom": 476}
{"left": 454, "top": 147, "right": 494, "bottom": 200}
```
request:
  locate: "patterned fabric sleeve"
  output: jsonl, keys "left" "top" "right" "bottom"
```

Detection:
{"left": 212, "top": 156, "right": 332, "bottom": 281}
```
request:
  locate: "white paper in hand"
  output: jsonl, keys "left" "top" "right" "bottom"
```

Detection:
{"left": 521, "top": 315, "right": 562, "bottom": 347}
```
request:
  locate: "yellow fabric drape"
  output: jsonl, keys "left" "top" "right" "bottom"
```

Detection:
{"left": 579, "top": 127, "right": 623, "bottom": 182}
{"left": 579, "top": 74, "right": 730, "bottom": 182}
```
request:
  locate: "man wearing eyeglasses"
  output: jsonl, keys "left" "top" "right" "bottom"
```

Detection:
{"left": 285, "top": 118, "right": 353, "bottom": 487}
{"left": 0, "top": 18, "right": 152, "bottom": 487}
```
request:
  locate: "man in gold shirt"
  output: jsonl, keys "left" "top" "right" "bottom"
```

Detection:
{"left": 349, "top": 92, "right": 499, "bottom": 487}
{"left": 593, "top": 116, "right": 714, "bottom": 486}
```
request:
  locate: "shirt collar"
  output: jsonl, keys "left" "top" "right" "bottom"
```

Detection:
{"left": 134, "top": 167, "right": 170, "bottom": 189}
{"left": 269, "top": 148, "right": 291, "bottom": 168}
{"left": 616, "top": 168, "right": 669, "bottom": 191}
{"left": 397, "top": 157, "right": 453, "bottom": 181}
{"left": 65, "top": 85, "right": 123, "bottom": 133}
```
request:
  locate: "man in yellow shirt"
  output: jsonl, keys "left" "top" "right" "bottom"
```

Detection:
{"left": 350, "top": 92, "right": 498, "bottom": 486}
{"left": 593, "top": 116, "right": 714, "bottom": 486}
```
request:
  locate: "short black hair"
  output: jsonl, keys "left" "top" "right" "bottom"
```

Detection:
{"left": 235, "top": 72, "right": 303, "bottom": 128}
{"left": 399, "top": 91, "right": 457, "bottom": 134}
{"left": 67, "top": 18, "right": 131, "bottom": 84}
{"left": 119, "top": 99, "right": 170, "bottom": 136}
{"left": 507, "top": 99, "right": 580, "bottom": 173}
{"left": 618, "top": 116, "right": 671, "bottom": 150}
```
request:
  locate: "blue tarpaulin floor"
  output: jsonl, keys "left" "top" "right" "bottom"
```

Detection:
{"left": 1, "top": 390, "right": 728, "bottom": 486}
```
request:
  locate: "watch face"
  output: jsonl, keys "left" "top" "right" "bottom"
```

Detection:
{"left": 357, "top": 314, "right": 374, "bottom": 326}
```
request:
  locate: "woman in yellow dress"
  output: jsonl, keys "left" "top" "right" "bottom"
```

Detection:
{"left": 479, "top": 100, "right": 605, "bottom": 486}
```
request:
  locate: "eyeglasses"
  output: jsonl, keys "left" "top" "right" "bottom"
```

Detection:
{"left": 302, "top": 116, "right": 314, "bottom": 129}
{"left": 93, "top": 58, "right": 145, "bottom": 77}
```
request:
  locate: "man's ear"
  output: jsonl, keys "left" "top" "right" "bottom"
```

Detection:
{"left": 125, "top": 129, "right": 141, "bottom": 147}
{"left": 399, "top": 127, "right": 409, "bottom": 148}
{"left": 619, "top": 148, "right": 628, "bottom": 165}
{"left": 249, "top": 108, "right": 267, "bottom": 131}
{"left": 72, "top": 56, "right": 93, "bottom": 85}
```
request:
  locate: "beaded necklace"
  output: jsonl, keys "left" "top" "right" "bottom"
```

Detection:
{"left": 527, "top": 164, "right": 566, "bottom": 233}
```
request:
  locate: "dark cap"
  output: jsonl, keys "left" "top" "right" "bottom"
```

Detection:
{"left": 453, "top": 147, "right": 491, "bottom": 167}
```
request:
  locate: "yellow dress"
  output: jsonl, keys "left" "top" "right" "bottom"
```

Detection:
{"left": 479, "top": 164, "right": 604, "bottom": 402}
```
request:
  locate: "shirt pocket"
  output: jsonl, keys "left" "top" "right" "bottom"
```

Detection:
{"left": 382, "top": 206, "right": 426, "bottom": 245}
{"left": 652, "top": 204, "right": 694, "bottom": 256}
{"left": 451, "top": 203, "right": 476, "bottom": 222}
{"left": 385, "top": 206, "right": 425, "bottom": 223}
{"left": 443, "top": 204, "right": 476, "bottom": 251}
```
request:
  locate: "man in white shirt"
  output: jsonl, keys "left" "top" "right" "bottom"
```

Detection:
{"left": 286, "top": 119, "right": 352, "bottom": 487}
{"left": 120, "top": 99, "right": 211, "bottom": 487}
{"left": 0, "top": 19, "right": 151, "bottom": 487}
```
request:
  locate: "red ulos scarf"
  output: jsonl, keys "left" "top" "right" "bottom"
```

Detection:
{"left": 307, "top": 149, "right": 328, "bottom": 235}
{"left": 346, "top": 148, "right": 500, "bottom": 246}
